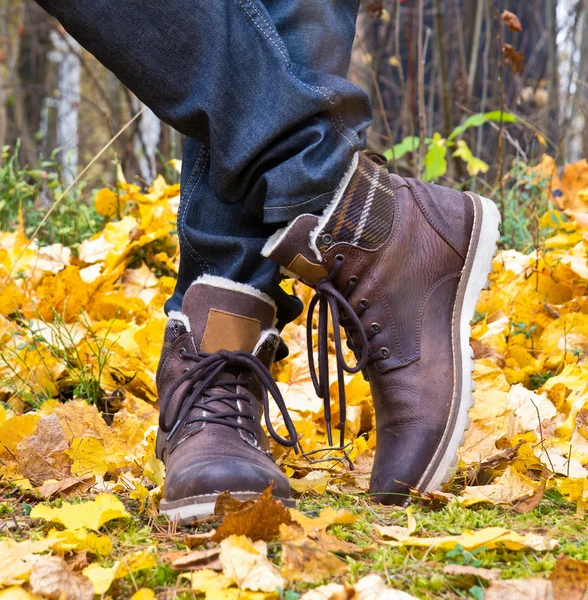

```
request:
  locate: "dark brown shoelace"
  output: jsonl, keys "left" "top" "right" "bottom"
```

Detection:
{"left": 159, "top": 349, "right": 298, "bottom": 449}
{"left": 306, "top": 254, "right": 388, "bottom": 462}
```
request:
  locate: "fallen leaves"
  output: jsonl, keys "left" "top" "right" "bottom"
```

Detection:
{"left": 30, "top": 494, "right": 129, "bottom": 530}
{"left": 219, "top": 535, "right": 285, "bottom": 592}
{"left": 29, "top": 556, "right": 94, "bottom": 600}
{"left": 82, "top": 548, "right": 156, "bottom": 594}
{"left": 376, "top": 525, "right": 558, "bottom": 552}
{"left": 212, "top": 487, "right": 292, "bottom": 542}
{"left": 299, "top": 575, "right": 418, "bottom": 600}
{"left": 290, "top": 507, "right": 359, "bottom": 532}
{"left": 0, "top": 538, "right": 61, "bottom": 587}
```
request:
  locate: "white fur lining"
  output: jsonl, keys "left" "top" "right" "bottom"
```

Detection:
{"left": 168, "top": 310, "right": 191, "bottom": 332}
{"left": 309, "top": 152, "right": 359, "bottom": 260}
{"left": 190, "top": 274, "right": 277, "bottom": 319}
{"left": 252, "top": 327, "right": 279, "bottom": 355}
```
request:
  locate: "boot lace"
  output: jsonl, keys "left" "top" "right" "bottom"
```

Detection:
{"left": 306, "top": 254, "right": 388, "bottom": 465}
{"left": 159, "top": 349, "right": 298, "bottom": 449}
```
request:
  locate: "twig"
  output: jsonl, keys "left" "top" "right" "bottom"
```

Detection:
{"left": 417, "top": 0, "right": 426, "bottom": 178}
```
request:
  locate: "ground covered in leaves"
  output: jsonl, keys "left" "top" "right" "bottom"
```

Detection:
{"left": 2, "top": 157, "right": 588, "bottom": 598}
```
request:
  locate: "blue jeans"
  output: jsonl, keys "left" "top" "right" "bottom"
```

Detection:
{"left": 36, "top": 0, "right": 372, "bottom": 328}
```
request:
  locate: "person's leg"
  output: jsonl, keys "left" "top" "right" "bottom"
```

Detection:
{"left": 165, "top": 0, "right": 365, "bottom": 331}
{"left": 35, "top": 0, "right": 371, "bottom": 221}
{"left": 34, "top": 0, "right": 371, "bottom": 519}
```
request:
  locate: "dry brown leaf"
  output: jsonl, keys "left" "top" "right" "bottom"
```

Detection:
{"left": 15, "top": 413, "right": 71, "bottom": 485}
{"left": 214, "top": 491, "right": 253, "bottom": 516}
{"left": 30, "top": 556, "right": 94, "bottom": 600}
{"left": 443, "top": 564, "right": 502, "bottom": 582}
{"left": 280, "top": 522, "right": 369, "bottom": 555}
{"left": 485, "top": 578, "right": 553, "bottom": 600}
{"left": 502, "top": 10, "right": 523, "bottom": 32}
{"left": 163, "top": 548, "right": 222, "bottom": 572}
{"left": 213, "top": 486, "right": 292, "bottom": 542}
{"left": 504, "top": 44, "right": 525, "bottom": 74}
{"left": 550, "top": 555, "right": 588, "bottom": 599}
{"left": 219, "top": 535, "right": 285, "bottom": 592}
{"left": 67, "top": 551, "right": 90, "bottom": 572}
{"left": 281, "top": 541, "right": 349, "bottom": 583}
{"left": 185, "top": 530, "right": 216, "bottom": 548}
{"left": 513, "top": 482, "right": 546, "bottom": 514}
{"left": 38, "top": 476, "right": 93, "bottom": 499}
{"left": 470, "top": 338, "right": 506, "bottom": 368}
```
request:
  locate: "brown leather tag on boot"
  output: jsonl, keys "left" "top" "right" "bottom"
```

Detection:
{"left": 200, "top": 309, "right": 261, "bottom": 354}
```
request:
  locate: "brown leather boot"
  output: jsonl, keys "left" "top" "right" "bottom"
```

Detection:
{"left": 156, "top": 275, "right": 297, "bottom": 523}
{"left": 263, "top": 153, "right": 500, "bottom": 504}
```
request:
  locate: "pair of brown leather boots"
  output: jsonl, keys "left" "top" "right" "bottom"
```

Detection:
{"left": 155, "top": 153, "right": 501, "bottom": 523}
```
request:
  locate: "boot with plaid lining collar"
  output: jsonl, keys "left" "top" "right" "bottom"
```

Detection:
{"left": 263, "top": 152, "right": 500, "bottom": 504}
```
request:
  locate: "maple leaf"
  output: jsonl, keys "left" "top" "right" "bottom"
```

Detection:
{"left": 213, "top": 486, "right": 292, "bottom": 542}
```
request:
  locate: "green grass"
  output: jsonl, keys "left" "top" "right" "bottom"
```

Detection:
{"left": 1, "top": 488, "right": 586, "bottom": 600}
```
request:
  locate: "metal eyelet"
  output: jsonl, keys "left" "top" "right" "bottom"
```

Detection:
{"left": 178, "top": 347, "right": 186, "bottom": 359}
{"left": 348, "top": 275, "right": 358, "bottom": 285}
{"left": 249, "top": 415, "right": 255, "bottom": 422}
{"left": 322, "top": 233, "right": 333, "bottom": 246}
{"left": 183, "top": 368, "right": 189, "bottom": 374}
{"left": 371, "top": 323, "right": 381, "bottom": 334}
{"left": 335, "top": 254, "right": 345, "bottom": 263}
{"left": 359, "top": 298, "right": 370, "bottom": 309}
{"left": 380, "top": 347, "right": 390, "bottom": 359}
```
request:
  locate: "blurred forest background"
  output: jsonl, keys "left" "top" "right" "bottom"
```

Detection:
{"left": 0, "top": 0, "right": 586, "bottom": 215}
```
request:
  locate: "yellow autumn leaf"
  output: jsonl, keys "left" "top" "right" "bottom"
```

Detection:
{"left": 182, "top": 569, "right": 276, "bottom": 600}
{"left": 68, "top": 436, "right": 108, "bottom": 477}
{"left": 46, "top": 527, "right": 113, "bottom": 555}
{"left": 82, "top": 548, "right": 157, "bottom": 595}
{"left": 130, "top": 590, "right": 156, "bottom": 600}
{"left": 381, "top": 527, "right": 558, "bottom": 552}
{"left": 0, "top": 538, "right": 62, "bottom": 587}
{"left": 0, "top": 587, "right": 43, "bottom": 600}
{"left": 290, "top": 507, "right": 360, "bottom": 532}
{"left": 94, "top": 188, "right": 126, "bottom": 217}
{"left": 30, "top": 494, "right": 129, "bottom": 530}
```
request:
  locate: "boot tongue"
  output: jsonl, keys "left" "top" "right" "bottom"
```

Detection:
{"left": 181, "top": 277, "right": 277, "bottom": 353}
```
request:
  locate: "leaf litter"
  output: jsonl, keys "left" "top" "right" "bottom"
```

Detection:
{"left": 2, "top": 155, "right": 588, "bottom": 596}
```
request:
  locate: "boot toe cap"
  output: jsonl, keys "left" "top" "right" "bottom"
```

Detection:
{"left": 164, "top": 456, "right": 291, "bottom": 503}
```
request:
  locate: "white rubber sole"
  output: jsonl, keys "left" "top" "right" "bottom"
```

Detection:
{"left": 160, "top": 492, "right": 296, "bottom": 525}
{"left": 417, "top": 193, "right": 501, "bottom": 493}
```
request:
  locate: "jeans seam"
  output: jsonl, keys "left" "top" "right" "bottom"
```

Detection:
{"left": 263, "top": 153, "right": 355, "bottom": 215}
{"left": 263, "top": 189, "right": 334, "bottom": 211}
{"left": 178, "top": 146, "right": 211, "bottom": 273}
{"left": 236, "top": 0, "right": 361, "bottom": 150}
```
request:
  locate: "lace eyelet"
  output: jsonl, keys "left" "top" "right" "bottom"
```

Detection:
{"left": 359, "top": 298, "right": 370, "bottom": 309}
{"left": 322, "top": 233, "right": 333, "bottom": 246}
{"left": 380, "top": 347, "right": 390, "bottom": 359}
{"left": 183, "top": 368, "right": 189, "bottom": 374}
{"left": 249, "top": 415, "right": 255, "bottom": 422}
{"left": 348, "top": 275, "right": 358, "bottom": 285}
{"left": 335, "top": 254, "right": 345, "bottom": 263}
{"left": 178, "top": 347, "right": 186, "bottom": 359}
{"left": 371, "top": 322, "right": 381, "bottom": 334}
